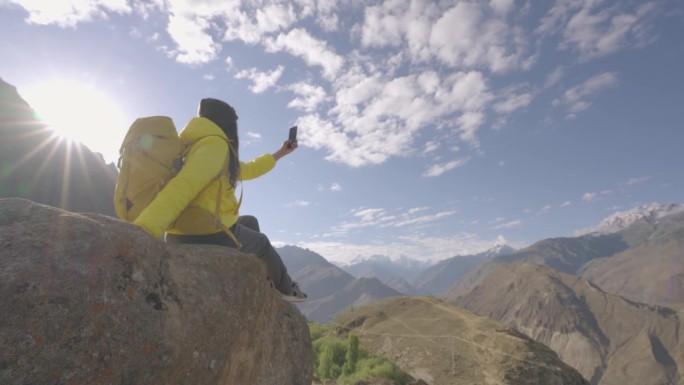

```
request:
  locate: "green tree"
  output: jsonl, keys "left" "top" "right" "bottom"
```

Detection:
{"left": 342, "top": 333, "right": 360, "bottom": 375}
{"left": 318, "top": 344, "right": 336, "bottom": 379}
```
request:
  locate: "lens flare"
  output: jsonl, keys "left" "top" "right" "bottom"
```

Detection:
{"left": 21, "top": 80, "right": 125, "bottom": 163}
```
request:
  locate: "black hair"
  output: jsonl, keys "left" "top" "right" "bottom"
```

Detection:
{"left": 198, "top": 98, "right": 240, "bottom": 188}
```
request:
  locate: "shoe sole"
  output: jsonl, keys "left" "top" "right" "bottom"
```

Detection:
{"left": 282, "top": 295, "right": 307, "bottom": 303}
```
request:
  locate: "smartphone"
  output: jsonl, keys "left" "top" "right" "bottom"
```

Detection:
{"left": 288, "top": 126, "right": 298, "bottom": 148}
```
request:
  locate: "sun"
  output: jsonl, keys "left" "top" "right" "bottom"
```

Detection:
{"left": 21, "top": 80, "right": 126, "bottom": 163}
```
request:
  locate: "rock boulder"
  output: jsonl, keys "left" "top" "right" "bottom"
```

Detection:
{"left": 0, "top": 198, "right": 313, "bottom": 385}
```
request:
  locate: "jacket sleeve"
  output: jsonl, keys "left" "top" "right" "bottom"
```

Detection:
{"left": 239, "top": 153, "right": 276, "bottom": 181}
{"left": 133, "top": 136, "right": 228, "bottom": 238}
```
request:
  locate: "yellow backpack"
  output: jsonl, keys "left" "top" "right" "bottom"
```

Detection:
{"left": 113, "top": 116, "right": 242, "bottom": 245}
{"left": 114, "top": 116, "right": 183, "bottom": 222}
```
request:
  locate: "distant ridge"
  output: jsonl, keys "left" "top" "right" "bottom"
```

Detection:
{"left": 412, "top": 244, "right": 516, "bottom": 295}
{"left": 339, "top": 254, "right": 432, "bottom": 283}
{"left": 278, "top": 246, "right": 402, "bottom": 322}
{"left": 338, "top": 245, "right": 517, "bottom": 296}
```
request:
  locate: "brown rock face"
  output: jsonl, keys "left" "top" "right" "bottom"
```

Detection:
{"left": 0, "top": 198, "right": 313, "bottom": 385}
{"left": 447, "top": 262, "right": 684, "bottom": 385}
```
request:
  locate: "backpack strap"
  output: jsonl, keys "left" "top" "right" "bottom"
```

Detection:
{"left": 186, "top": 138, "right": 243, "bottom": 248}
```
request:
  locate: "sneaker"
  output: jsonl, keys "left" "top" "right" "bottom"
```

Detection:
{"left": 282, "top": 281, "right": 307, "bottom": 302}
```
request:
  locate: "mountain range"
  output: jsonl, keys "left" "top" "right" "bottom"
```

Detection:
{"left": 281, "top": 204, "right": 684, "bottom": 324}
{"left": 577, "top": 203, "right": 684, "bottom": 235}
{"left": 337, "top": 244, "right": 517, "bottom": 296}
{"left": 451, "top": 206, "right": 684, "bottom": 308}
{"left": 280, "top": 205, "right": 684, "bottom": 384}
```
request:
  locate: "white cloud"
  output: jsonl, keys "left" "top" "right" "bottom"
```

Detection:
{"left": 167, "top": 13, "right": 221, "bottom": 65}
{"left": 490, "top": 0, "right": 514, "bottom": 16}
{"left": 490, "top": 216, "right": 506, "bottom": 224}
{"left": 264, "top": 28, "right": 343, "bottom": 80}
{"left": 331, "top": 207, "right": 396, "bottom": 233}
{"left": 296, "top": 114, "right": 375, "bottom": 167}
{"left": 330, "top": 206, "right": 457, "bottom": 235}
{"left": 356, "top": 1, "right": 532, "bottom": 73}
{"left": 493, "top": 85, "right": 535, "bottom": 113}
{"left": 626, "top": 176, "right": 651, "bottom": 186}
{"left": 353, "top": 208, "right": 385, "bottom": 222}
{"left": 392, "top": 210, "right": 456, "bottom": 227}
{"left": 545, "top": 66, "right": 565, "bottom": 88}
{"left": 360, "top": 4, "right": 403, "bottom": 48}
{"left": 423, "top": 140, "right": 440, "bottom": 154}
{"left": 491, "top": 219, "right": 522, "bottom": 230}
{"left": 246, "top": 132, "right": 262, "bottom": 140}
{"left": 5, "top": 0, "right": 132, "bottom": 27}
{"left": 286, "top": 200, "right": 310, "bottom": 207}
{"left": 11, "top": 0, "right": 656, "bottom": 172}
{"left": 234, "top": 66, "right": 285, "bottom": 93}
{"left": 255, "top": 3, "right": 296, "bottom": 33}
{"left": 287, "top": 82, "right": 328, "bottom": 112}
{"left": 314, "top": 0, "right": 339, "bottom": 31}
{"left": 582, "top": 192, "right": 597, "bottom": 202}
{"left": 330, "top": 182, "right": 342, "bottom": 192}
{"left": 538, "top": 0, "right": 659, "bottom": 60}
{"left": 429, "top": 2, "right": 531, "bottom": 73}
{"left": 492, "top": 117, "right": 507, "bottom": 130}
{"left": 7, "top": 1, "right": 513, "bottom": 169}
{"left": 560, "top": 201, "right": 572, "bottom": 207}
{"left": 554, "top": 72, "right": 618, "bottom": 115}
{"left": 423, "top": 157, "right": 471, "bottom": 177}
{"left": 223, "top": 10, "right": 263, "bottom": 45}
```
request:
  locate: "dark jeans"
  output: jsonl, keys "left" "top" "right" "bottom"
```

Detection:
{"left": 165, "top": 215, "right": 294, "bottom": 295}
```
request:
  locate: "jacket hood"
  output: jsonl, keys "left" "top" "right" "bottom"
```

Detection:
{"left": 180, "top": 117, "right": 230, "bottom": 143}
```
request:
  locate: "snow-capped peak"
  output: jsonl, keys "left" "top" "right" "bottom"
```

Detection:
{"left": 581, "top": 203, "right": 684, "bottom": 235}
{"left": 485, "top": 244, "right": 516, "bottom": 257}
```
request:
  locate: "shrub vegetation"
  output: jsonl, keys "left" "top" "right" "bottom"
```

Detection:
{"left": 309, "top": 323, "right": 410, "bottom": 385}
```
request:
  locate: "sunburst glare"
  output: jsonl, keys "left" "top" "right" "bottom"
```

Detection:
{"left": 21, "top": 80, "right": 125, "bottom": 163}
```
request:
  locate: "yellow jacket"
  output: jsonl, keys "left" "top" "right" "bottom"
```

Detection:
{"left": 133, "top": 117, "right": 275, "bottom": 238}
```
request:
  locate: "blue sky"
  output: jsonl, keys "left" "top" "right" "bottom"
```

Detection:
{"left": 1, "top": 0, "right": 683, "bottom": 263}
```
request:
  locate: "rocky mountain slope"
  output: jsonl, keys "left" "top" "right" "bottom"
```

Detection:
{"left": 333, "top": 296, "right": 589, "bottom": 385}
{"left": 446, "top": 262, "right": 683, "bottom": 385}
{"left": 0, "top": 198, "right": 313, "bottom": 385}
{"left": 0, "top": 78, "right": 117, "bottom": 216}
{"left": 278, "top": 246, "right": 403, "bottom": 322}
{"left": 412, "top": 244, "right": 516, "bottom": 295}
{"left": 579, "top": 210, "right": 684, "bottom": 306}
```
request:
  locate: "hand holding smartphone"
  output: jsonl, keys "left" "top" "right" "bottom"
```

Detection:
{"left": 287, "top": 126, "right": 298, "bottom": 148}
